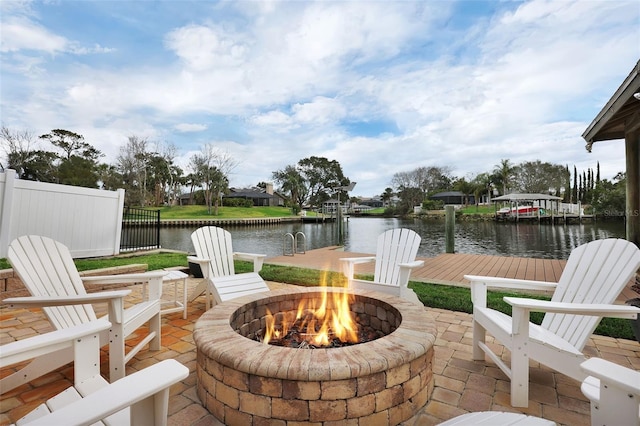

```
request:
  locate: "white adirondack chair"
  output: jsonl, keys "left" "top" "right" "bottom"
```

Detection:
{"left": 339, "top": 228, "right": 424, "bottom": 304}
{"left": 581, "top": 358, "right": 640, "bottom": 426}
{"left": 3, "top": 235, "right": 164, "bottom": 389}
{"left": 0, "top": 320, "right": 188, "bottom": 426}
{"left": 439, "top": 358, "right": 640, "bottom": 426}
{"left": 188, "top": 226, "right": 268, "bottom": 308}
{"left": 465, "top": 238, "right": 640, "bottom": 407}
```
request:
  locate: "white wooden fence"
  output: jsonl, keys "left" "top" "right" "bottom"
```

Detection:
{"left": 0, "top": 169, "right": 125, "bottom": 258}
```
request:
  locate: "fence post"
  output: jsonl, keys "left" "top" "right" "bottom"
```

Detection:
{"left": 113, "top": 188, "right": 125, "bottom": 255}
{"left": 445, "top": 205, "right": 455, "bottom": 254}
{"left": 155, "top": 209, "right": 161, "bottom": 250}
{"left": 0, "top": 169, "right": 17, "bottom": 258}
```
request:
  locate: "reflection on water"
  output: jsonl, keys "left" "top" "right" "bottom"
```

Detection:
{"left": 160, "top": 217, "right": 626, "bottom": 260}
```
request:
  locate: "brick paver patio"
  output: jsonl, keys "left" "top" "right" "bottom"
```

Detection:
{"left": 1, "top": 249, "right": 639, "bottom": 425}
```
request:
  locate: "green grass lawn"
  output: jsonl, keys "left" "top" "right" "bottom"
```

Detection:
{"left": 73, "top": 252, "right": 190, "bottom": 272}
{"left": 457, "top": 205, "right": 496, "bottom": 215}
{"left": 156, "top": 205, "right": 295, "bottom": 219}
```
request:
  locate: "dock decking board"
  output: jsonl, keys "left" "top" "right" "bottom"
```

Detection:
{"left": 266, "top": 246, "right": 636, "bottom": 303}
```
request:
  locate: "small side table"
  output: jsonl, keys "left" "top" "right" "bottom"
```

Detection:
{"left": 438, "top": 412, "right": 555, "bottom": 425}
{"left": 160, "top": 270, "right": 188, "bottom": 319}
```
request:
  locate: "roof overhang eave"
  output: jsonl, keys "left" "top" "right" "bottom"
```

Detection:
{"left": 582, "top": 59, "right": 640, "bottom": 151}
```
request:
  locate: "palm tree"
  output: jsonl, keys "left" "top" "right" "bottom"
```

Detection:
{"left": 493, "top": 159, "right": 516, "bottom": 195}
{"left": 381, "top": 187, "right": 394, "bottom": 207}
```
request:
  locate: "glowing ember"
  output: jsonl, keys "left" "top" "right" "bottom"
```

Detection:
{"left": 261, "top": 287, "right": 359, "bottom": 348}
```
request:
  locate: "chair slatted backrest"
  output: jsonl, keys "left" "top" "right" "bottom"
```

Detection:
{"left": 373, "top": 228, "right": 421, "bottom": 286}
{"left": 8, "top": 235, "right": 98, "bottom": 330}
{"left": 191, "top": 226, "right": 236, "bottom": 278}
{"left": 542, "top": 238, "right": 640, "bottom": 350}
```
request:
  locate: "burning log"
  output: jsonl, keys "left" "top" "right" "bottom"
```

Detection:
{"left": 255, "top": 311, "right": 385, "bottom": 348}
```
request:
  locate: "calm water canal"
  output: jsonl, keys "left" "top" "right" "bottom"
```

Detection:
{"left": 160, "top": 217, "right": 626, "bottom": 260}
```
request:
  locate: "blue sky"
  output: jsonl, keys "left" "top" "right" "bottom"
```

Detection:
{"left": 1, "top": 0, "right": 639, "bottom": 197}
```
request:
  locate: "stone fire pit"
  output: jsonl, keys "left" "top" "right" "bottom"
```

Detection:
{"left": 194, "top": 286, "right": 436, "bottom": 425}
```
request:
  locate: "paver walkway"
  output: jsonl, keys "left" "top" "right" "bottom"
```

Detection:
{"left": 1, "top": 248, "right": 639, "bottom": 425}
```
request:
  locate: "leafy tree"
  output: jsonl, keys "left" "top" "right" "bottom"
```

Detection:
{"left": 189, "top": 145, "right": 235, "bottom": 215}
{"left": 142, "top": 145, "right": 182, "bottom": 207}
{"left": 2, "top": 127, "right": 102, "bottom": 187}
{"left": 40, "top": 129, "right": 100, "bottom": 161}
{"left": 272, "top": 164, "right": 307, "bottom": 212}
{"left": 0, "top": 126, "right": 38, "bottom": 176}
{"left": 591, "top": 173, "right": 626, "bottom": 216}
{"left": 58, "top": 156, "right": 100, "bottom": 187}
{"left": 146, "top": 142, "right": 182, "bottom": 206}
{"left": 97, "top": 164, "right": 124, "bottom": 190}
{"left": 395, "top": 186, "right": 423, "bottom": 214}
{"left": 390, "top": 166, "right": 453, "bottom": 211}
{"left": 573, "top": 165, "right": 578, "bottom": 203}
{"left": 39, "top": 129, "right": 102, "bottom": 188}
{"left": 512, "top": 160, "right": 568, "bottom": 194}
{"left": 564, "top": 165, "right": 571, "bottom": 202}
{"left": 13, "top": 150, "right": 58, "bottom": 182}
{"left": 297, "top": 156, "right": 349, "bottom": 208}
{"left": 117, "top": 135, "right": 150, "bottom": 206}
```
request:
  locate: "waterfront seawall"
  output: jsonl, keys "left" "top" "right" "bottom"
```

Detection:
{"left": 158, "top": 216, "right": 303, "bottom": 227}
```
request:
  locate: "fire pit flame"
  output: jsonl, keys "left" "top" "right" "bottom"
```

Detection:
{"left": 262, "top": 287, "right": 359, "bottom": 347}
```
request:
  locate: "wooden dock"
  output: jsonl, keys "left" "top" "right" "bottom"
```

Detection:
{"left": 495, "top": 213, "right": 594, "bottom": 223}
{"left": 266, "top": 246, "right": 638, "bottom": 303}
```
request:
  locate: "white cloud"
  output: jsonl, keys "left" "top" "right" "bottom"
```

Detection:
{"left": 164, "top": 24, "right": 247, "bottom": 71}
{"left": 68, "top": 43, "right": 116, "bottom": 55}
{"left": 174, "top": 123, "right": 208, "bottom": 132}
{"left": 250, "top": 111, "right": 294, "bottom": 128}
{"left": 0, "top": 18, "right": 67, "bottom": 53}
{"left": 291, "top": 97, "right": 346, "bottom": 125}
{"left": 1, "top": 0, "right": 637, "bottom": 197}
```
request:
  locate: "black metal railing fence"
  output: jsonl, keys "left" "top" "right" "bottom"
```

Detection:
{"left": 120, "top": 207, "right": 161, "bottom": 252}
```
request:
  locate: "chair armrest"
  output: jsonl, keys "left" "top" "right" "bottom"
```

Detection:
{"left": 397, "top": 260, "right": 425, "bottom": 288}
{"left": 81, "top": 271, "right": 167, "bottom": 285}
{"left": 398, "top": 260, "right": 424, "bottom": 269}
{"left": 0, "top": 319, "right": 112, "bottom": 367}
{"left": 187, "top": 256, "right": 210, "bottom": 266}
{"left": 465, "top": 275, "right": 557, "bottom": 290}
{"left": 339, "top": 257, "right": 376, "bottom": 280}
{"left": 22, "top": 359, "right": 189, "bottom": 426}
{"left": 340, "top": 256, "right": 376, "bottom": 265}
{"left": 581, "top": 358, "right": 640, "bottom": 397}
{"left": 3, "top": 290, "right": 131, "bottom": 308}
{"left": 187, "top": 256, "right": 211, "bottom": 282}
{"left": 504, "top": 297, "right": 640, "bottom": 319}
{"left": 5, "top": 291, "right": 130, "bottom": 324}
{"left": 234, "top": 252, "right": 266, "bottom": 272}
{"left": 467, "top": 275, "right": 557, "bottom": 309}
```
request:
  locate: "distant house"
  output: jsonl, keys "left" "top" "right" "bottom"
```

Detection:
{"left": 351, "top": 204, "right": 374, "bottom": 213}
{"left": 359, "top": 197, "right": 384, "bottom": 208}
{"left": 322, "top": 199, "right": 342, "bottom": 214}
{"left": 430, "top": 191, "right": 475, "bottom": 206}
{"left": 224, "top": 183, "right": 285, "bottom": 207}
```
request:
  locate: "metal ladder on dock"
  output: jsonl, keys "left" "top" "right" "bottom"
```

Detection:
{"left": 283, "top": 232, "right": 306, "bottom": 256}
